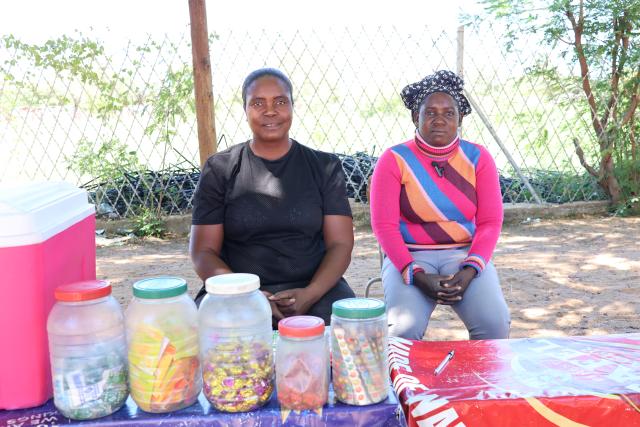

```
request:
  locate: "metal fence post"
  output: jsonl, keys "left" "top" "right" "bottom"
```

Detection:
{"left": 458, "top": 25, "right": 542, "bottom": 205}
{"left": 457, "top": 25, "right": 464, "bottom": 78}
{"left": 464, "top": 90, "right": 543, "bottom": 204}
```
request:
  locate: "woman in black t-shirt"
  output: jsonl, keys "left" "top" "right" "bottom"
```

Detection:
{"left": 190, "top": 68, "right": 355, "bottom": 326}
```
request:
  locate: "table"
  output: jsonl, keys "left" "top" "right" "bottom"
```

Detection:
{"left": 0, "top": 386, "right": 406, "bottom": 427}
{"left": 389, "top": 333, "right": 640, "bottom": 426}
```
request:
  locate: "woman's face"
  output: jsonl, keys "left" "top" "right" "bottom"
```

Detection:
{"left": 414, "top": 92, "right": 460, "bottom": 147}
{"left": 244, "top": 76, "right": 293, "bottom": 143}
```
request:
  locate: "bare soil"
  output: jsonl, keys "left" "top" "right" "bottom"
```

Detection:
{"left": 98, "top": 217, "right": 640, "bottom": 341}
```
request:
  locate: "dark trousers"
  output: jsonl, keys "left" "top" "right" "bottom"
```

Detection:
{"left": 194, "top": 277, "right": 355, "bottom": 328}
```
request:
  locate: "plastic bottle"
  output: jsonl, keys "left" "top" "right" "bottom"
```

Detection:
{"left": 47, "top": 280, "right": 128, "bottom": 420}
{"left": 276, "top": 316, "right": 329, "bottom": 410}
{"left": 331, "top": 298, "right": 388, "bottom": 405}
{"left": 125, "top": 277, "right": 201, "bottom": 413}
{"left": 199, "top": 273, "right": 274, "bottom": 412}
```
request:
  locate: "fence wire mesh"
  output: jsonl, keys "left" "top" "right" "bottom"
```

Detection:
{"left": 0, "top": 22, "right": 606, "bottom": 219}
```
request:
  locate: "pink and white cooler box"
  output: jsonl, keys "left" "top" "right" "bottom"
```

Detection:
{"left": 0, "top": 182, "right": 96, "bottom": 410}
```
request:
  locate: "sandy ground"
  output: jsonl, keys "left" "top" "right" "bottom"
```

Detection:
{"left": 98, "top": 216, "right": 640, "bottom": 341}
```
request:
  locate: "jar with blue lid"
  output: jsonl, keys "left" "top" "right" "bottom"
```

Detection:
{"left": 330, "top": 298, "right": 388, "bottom": 405}
{"left": 125, "top": 276, "right": 201, "bottom": 413}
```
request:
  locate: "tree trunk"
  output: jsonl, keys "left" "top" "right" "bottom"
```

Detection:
{"left": 602, "top": 155, "right": 623, "bottom": 205}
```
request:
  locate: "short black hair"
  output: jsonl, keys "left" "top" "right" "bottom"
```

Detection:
{"left": 241, "top": 68, "right": 294, "bottom": 108}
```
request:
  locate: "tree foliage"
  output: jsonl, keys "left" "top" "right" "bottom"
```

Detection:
{"left": 1, "top": 32, "right": 197, "bottom": 228}
{"left": 481, "top": 0, "right": 640, "bottom": 208}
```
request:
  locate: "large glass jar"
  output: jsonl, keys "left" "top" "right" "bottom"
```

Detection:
{"left": 47, "top": 280, "right": 128, "bottom": 420}
{"left": 331, "top": 298, "right": 388, "bottom": 405}
{"left": 276, "top": 316, "right": 328, "bottom": 410}
{"left": 125, "top": 277, "right": 201, "bottom": 413}
{"left": 199, "top": 273, "right": 274, "bottom": 412}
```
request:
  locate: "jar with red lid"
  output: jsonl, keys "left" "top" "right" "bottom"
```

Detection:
{"left": 276, "top": 316, "right": 329, "bottom": 410}
{"left": 47, "top": 280, "right": 128, "bottom": 420}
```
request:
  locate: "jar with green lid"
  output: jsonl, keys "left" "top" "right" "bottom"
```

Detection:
{"left": 330, "top": 298, "right": 388, "bottom": 405}
{"left": 125, "top": 277, "right": 201, "bottom": 413}
{"left": 47, "top": 280, "right": 128, "bottom": 420}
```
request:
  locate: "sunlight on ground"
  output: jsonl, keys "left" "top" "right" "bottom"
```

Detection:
{"left": 550, "top": 299, "right": 592, "bottom": 310}
{"left": 586, "top": 253, "right": 635, "bottom": 271}
{"left": 110, "top": 259, "right": 135, "bottom": 265}
{"left": 511, "top": 320, "right": 540, "bottom": 330}
{"left": 555, "top": 313, "right": 582, "bottom": 327}
{"left": 521, "top": 308, "right": 549, "bottom": 320}
{"left": 499, "top": 235, "right": 550, "bottom": 243}
{"left": 600, "top": 302, "right": 636, "bottom": 316}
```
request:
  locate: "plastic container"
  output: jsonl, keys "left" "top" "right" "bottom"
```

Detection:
{"left": 199, "top": 273, "right": 274, "bottom": 412}
{"left": 0, "top": 182, "right": 96, "bottom": 410}
{"left": 331, "top": 298, "right": 388, "bottom": 405}
{"left": 125, "top": 277, "right": 201, "bottom": 413}
{"left": 276, "top": 316, "right": 329, "bottom": 410}
{"left": 47, "top": 280, "right": 128, "bottom": 420}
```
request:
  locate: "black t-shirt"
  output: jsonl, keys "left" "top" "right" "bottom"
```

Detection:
{"left": 192, "top": 140, "right": 352, "bottom": 288}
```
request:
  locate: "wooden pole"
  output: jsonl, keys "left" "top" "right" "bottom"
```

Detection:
{"left": 188, "top": 0, "right": 217, "bottom": 169}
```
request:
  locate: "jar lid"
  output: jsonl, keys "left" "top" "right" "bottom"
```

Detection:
{"left": 205, "top": 273, "right": 260, "bottom": 295}
{"left": 133, "top": 277, "right": 187, "bottom": 299}
{"left": 332, "top": 298, "right": 386, "bottom": 319}
{"left": 278, "top": 316, "right": 325, "bottom": 338}
{"left": 54, "top": 280, "right": 111, "bottom": 302}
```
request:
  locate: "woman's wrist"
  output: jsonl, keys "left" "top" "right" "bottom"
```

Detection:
{"left": 303, "top": 283, "right": 325, "bottom": 304}
{"left": 460, "top": 265, "right": 479, "bottom": 277}
{"left": 401, "top": 262, "right": 425, "bottom": 285}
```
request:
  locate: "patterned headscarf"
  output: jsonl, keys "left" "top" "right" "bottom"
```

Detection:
{"left": 400, "top": 70, "right": 472, "bottom": 117}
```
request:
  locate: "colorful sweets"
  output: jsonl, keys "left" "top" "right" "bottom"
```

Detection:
{"left": 202, "top": 339, "right": 274, "bottom": 412}
{"left": 199, "top": 274, "right": 275, "bottom": 412}
{"left": 128, "top": 323, "right": 200, "bottom": 412}
{"left": 125, "top": 277, "right": 201, "bottom": 413}
{"left": 331, "top": 298, "right": 388, "bottom": 405}
{"left": 276, "top": 316, "right": 329, "bottom": 410}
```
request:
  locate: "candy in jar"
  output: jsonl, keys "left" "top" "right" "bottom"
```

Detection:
{"left": 199, "top": 273, "right": 274, "bottom": 412}
{"left": 125, "top": 277, "right": 201, "bottom": 413}
{"left": 331, "top": 298, "right": 388, "bottom": 405}
{"left": 276, "top": 316, "right": 329, "bottom": 410}
{"left": 47, "top": 280, "right": 128, "bottom": 420}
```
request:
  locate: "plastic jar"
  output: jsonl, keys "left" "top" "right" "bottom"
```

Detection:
{"left": 47, "top": 280, "right": 128, "bottom": 420}
{"left": 199, "top": 273, "right": 274, "bottom": 412}
{"left": 125, "top": 277, "right": 201, "bottom": 413}
{"left": 276, "top": 316, "right": 329, "bottom": 410}
{"left": 331, "top": 298, "right": 388, "bottom": 405}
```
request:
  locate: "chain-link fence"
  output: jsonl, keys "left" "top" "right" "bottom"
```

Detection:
{"left": 0, "top": 22, "right": 606, "bottom": 219}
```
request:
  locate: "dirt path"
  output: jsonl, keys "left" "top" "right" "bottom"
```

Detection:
{"left": 98, "top": 216, "right": 640, "bottom": 341}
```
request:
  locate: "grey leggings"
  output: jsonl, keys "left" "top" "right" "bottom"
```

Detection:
{"left": 382, "top": 249, "right": 510, "bottom": 340}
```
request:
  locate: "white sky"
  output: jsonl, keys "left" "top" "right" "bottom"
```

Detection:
{"left": 1, "top": 0, "right": 484, "bottom": 42}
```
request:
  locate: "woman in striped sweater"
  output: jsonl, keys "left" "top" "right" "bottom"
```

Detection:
{"left": 370, "top": 70, "right": 510, "bottom": 340}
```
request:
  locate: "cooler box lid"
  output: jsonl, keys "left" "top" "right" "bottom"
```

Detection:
{"left": 0, "top": 181, "right": 95, "bottom": 247}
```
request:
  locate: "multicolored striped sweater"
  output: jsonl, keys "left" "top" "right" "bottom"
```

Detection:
{"left": 370, "top": 133, "right": 503, "bottom": 279}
